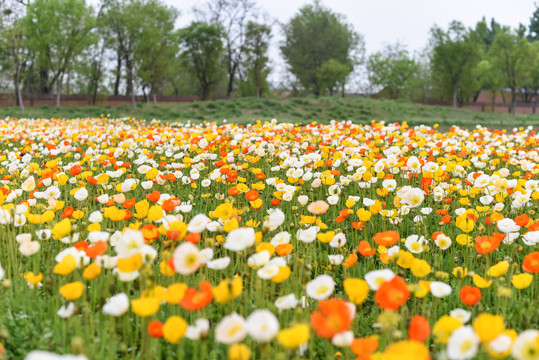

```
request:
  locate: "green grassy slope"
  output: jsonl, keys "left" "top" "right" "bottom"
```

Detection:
{"left": 2, "top": 96, "right": 538, "bottom": 128}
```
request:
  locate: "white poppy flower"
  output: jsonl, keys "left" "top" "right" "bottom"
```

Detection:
{"left": 103, "top": 293, "right": 130, "bottom": 317}
{"left": 430, "top": 281, "right": 452, "bottom": 297}
{"left": 274, "top": 293, "right": 299, "bottom": 310}
{"left": 172, "top": 242, "right": 201, "bottom": 275}
{"left": 365, "top": 269, "right": 395, "bottom": 290}
{"left": 206, "top": 257, "right": 231, "bottom": 270}
{"left": 215, "top": 313, "right": 248, "bottom": 344}
{"left": 306, "top": 275, "right": 335, "bottom": 300}
{"left": 246, "top": 309, "right": 280, "bottom": 342}
{"left": 447, "top": 326, "right": 479, "bottom": 360}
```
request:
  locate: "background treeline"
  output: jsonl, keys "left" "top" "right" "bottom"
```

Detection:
{"left": 0, "top": 0, "right": 538, "bottom": 115}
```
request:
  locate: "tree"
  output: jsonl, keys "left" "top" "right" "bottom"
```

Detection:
{"left": 281, "top": 0, "right": 363, "bottom": 96}
{"left": 430, "top": 21, "right": 482, "bottom": 108}
{"left": 527, "top": 42, "right": 539, "bottom": 113}
{"left": 530, "top": 4, "right": 539, "bottom": 41}
{"left": 317, "top": 59, "right": 351, "bottom": 96}
{"left": 238, "top": 21, "right": 271, "bottom": 98}
{"left": 135, "top": 1, "right": 179, "bottom": 103}
{"left": 489, "top": 27, "right": 532, "bottom": 115}
{"left": 74, "top": 1, "right": 110, "bottom": 104}
{"left": 23, "top": 0, "right": 97, "bottom": 106}
{"left": 194, "top": 0, "right": 259, "bottom": 97}
{"left": 179, "top": 22, "right": 225, "bottom": 101}
{"left": 367, "top": 43, "right": 419, "bottom": 99}
{"left": 102, "top": 0, "right": 143, "bottom": 108}
{"left": 475, "top": 17, "right": 502, "bottom": 48}
{"left": 0, "top": 1, "right": 29, "bottom": 111}
{"left": 475, "top": 60, "right": 503, "bottom": 111}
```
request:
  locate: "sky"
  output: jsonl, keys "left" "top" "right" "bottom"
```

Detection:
{"left": 166, "top": 0, "right": 537, "bottom": 87}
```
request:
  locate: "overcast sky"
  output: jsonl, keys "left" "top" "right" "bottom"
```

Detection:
{"left": 171, "top": 0, "right": 536, "bottom": 53}
{"left": 165, "top": 0, "right": 536, "bottom": 87}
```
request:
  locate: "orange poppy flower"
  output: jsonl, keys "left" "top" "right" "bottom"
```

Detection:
{"left": 74, "top": 241, "right": 89, "bottom": 251}
{"left": 61, "top": 206, "right": 74, "bottom": 218}
{"left": 529, "top": 221, "right": 539, "bottom": 231}
{"left": 310, "top": 298, "right": 353, "bottom": 338}
{"left": 180, "top": 281, "right": 213, "bottom": 311}
{"left": 373, "top": 231, "right": 400, "bottom": 247}
{"left": 460, "top": 285, "right": 481, "bottom": 306}
{"left": 515, "top": 214, "right": 530, "bottom": 227}
{"left": 185, "top": 232, "right": 201, "bottom": 244}
{"left": 69, "top": 164, "right": 82, "bottom": 176}
{"left": 408, "top": 315, "right": 430, "bottom": 342}
{"left": 148, "top": 321, "right": 163, "bottom": 338}
{"left": 475, "top": 236, "right": 500, "bottom": 254}
{"left": 245, "top": 190, "right": 259, "bottom": 202}
{"left": 352, "top": 221, "right": 365, "bottom": 230}
{"left": 350, "top": 336, "right": 378, "bottom": 358}
{"left": 276, "top": 243, "right": 294, "bottom": 256}
{"left": 123, "top": 198, "right": 136, "bottom": 209}
{"left": 374, "top": 276, "right": 410, "bottom": 311}
{"left": 491, "top": 232, "right": 506, "bottom": 242}
{"left": 147, "top": 190, "right": 161, "bottom": 203}
{"left": 271, "top": 199, "right": 280, "bottom": 206}
{"left": 357, "top": 241, "right": 376, "bottom": 257}
{"left": 343, "top": 252, "right": 358, "bottom": 268}
{"left": 522, "top": 251, "right": 539, "bottom": 273}
{"left": 87, "top": 176, "right": 98, "bottom": 185}
{"left": 162, "top": 199, "right": 176, "bottom": 212}
{"left": 85, "top": 241, "right": 107, "bottom": 258}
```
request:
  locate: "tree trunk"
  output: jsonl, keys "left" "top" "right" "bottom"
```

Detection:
{"left": 226, "top": 71, "right": 235, "bottom": 97}
{"left": 66, "top": 69, "right": 70, "bottom": 95}
{"left": 452, "top": 82, "right": 457, "bottom": 109}
{"left": 114, "top": 52, "right": 122, "bottom": 96}
{"left": 201, "top": 85, "right": 209, "bottom": 101}
{"left": 491, "top": 91, "right": 496, "bottom": 112}
{"left": 151, "top": 84, "right": 157, "bottom": 104}
{"left": 534, "top": 90, "right": 538, "bottom": 114}
{"left": 142, "top": 86, "right": 148, "bottom": 103}
{"left": 510, "top": 89, "right": 516, "bottom": 115}
{"left": 56, "top": 75, "right": 63, "bottom": 108}
{"left": 15, "top": 66, "right": 24, "bottom": 112}
{"left": 130, "top": 91, "right": 136, "bottom": 109}
{"left": 40, "top": 69, "right": 49, "bottom": 94}
{"left": 125, "top": 57, "right": 136, "bottom": 110}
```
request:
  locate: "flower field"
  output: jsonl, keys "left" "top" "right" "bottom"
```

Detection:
{"left": 0, "top": 117, "right": 539, "bottom": 360}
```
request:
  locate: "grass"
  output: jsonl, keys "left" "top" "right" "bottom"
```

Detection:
{"left": 2, "top": 96, "right": 539, "bottom": 128}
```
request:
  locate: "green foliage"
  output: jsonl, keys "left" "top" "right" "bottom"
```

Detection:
{"left": 367, "top": 44, "right": 419, "bottom": 99}
{"left": 474, "top": 17, "right": 502, "bottom": 50}
{"left": 317, "top": 59, "right": 351, "bottom": 96}
{"left": 281, "top": 0, "right": 363, "bottom": 95}
{"left": 529, "top": 4, "right": 539, "bottom": 41}
{"left": 22, "top": 0, "right": 97, "bottom": 94}
{"left": 489, "top": 27, "right": 532, "bottom": 114}
{"left": 135, "top": 0, "right": 180, "bottom": 98}
{"left": 179, "top": 22, "right": 225, "bottom": 100}
{"left": 475, "top": 59, "right": 503, "bottom": 108}
{"left": 238, "top": 21, "right": 271, "bottom": 98}
{"left": 430, "top": 21, "right": 482, "bottom": 108}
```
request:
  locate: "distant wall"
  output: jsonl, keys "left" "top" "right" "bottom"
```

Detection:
{"left": 0, "top": 94, "right": 208, "bottom": 107}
